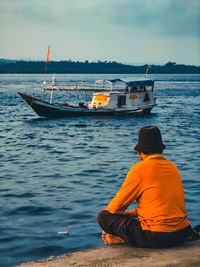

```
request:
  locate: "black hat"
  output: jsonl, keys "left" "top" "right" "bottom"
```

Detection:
{"left": 134, "top": 126, "right": 166, "bottom": 154}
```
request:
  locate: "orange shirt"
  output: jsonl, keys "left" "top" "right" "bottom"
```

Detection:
{"left": 105, "top": 154, "right": 190, "bottom": 232}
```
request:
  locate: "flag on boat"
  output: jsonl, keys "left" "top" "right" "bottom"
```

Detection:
{"left": 46, "top": 46, "right": 50, "bottom": 62}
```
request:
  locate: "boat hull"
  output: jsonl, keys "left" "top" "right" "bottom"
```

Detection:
{"left": 18, "top": 93, "right": 156, "bottom": 118}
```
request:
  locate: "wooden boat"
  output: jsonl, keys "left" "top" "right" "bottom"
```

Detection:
{"left": 18, "top": 77, "right": 157, "bottom": 118}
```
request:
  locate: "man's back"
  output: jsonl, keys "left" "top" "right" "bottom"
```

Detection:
{"left": 133, "top": 155, "right": 190, "bottom": 232}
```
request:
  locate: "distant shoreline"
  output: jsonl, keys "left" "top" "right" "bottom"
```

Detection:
{"left": 0, "top": 60, "right": 199, "bottom": 74}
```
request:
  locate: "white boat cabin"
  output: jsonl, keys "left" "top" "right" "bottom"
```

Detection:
{"left": 88, "top": 79, "right": 156, "bottom": 111}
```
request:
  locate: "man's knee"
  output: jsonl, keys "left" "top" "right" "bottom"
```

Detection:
{"left": 97, "top": 210, "right": 109, "bottom": 229}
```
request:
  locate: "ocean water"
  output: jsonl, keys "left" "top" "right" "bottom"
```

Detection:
{"left": 0, "top": 73, "right": 200, "bottom": 266}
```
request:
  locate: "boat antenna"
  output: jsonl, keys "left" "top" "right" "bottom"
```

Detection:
{"left": 52, "top": 73, "right": 56, "bottom": 86}
{"left": 43, "top": 46, "right": 50, "bottom": 88}
{"left": 145, "top": 64, "right": 151, "bottom": 78}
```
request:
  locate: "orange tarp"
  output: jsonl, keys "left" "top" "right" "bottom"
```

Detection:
{"left": 94, "top": 94, "right": 109, "bottom": 102}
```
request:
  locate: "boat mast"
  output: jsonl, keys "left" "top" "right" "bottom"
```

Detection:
{"left": 43, "top": 46, "right": 50, "bottom": 87}
{"left": 145, "top": 64, "right": 151, "bottom": 78}
{"left": 50, "top": 74, "right": 55, "bottom": 104}
{"left": 43, "top": 46, "right": 50, "bottom": 101}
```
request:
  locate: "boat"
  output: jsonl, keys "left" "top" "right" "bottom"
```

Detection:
{"left": 18, "top": 76, "right": 157, "bottom": 118}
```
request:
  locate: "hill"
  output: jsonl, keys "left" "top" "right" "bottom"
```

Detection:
{"left": 0, "top": 60, "right": 199, "bottom": 74}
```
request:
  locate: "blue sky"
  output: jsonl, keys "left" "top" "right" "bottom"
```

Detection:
{"left": 0, "top": 0, "right": 199, "bottom": 65}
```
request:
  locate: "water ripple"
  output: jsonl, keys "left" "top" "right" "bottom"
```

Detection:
{"left": 5, "top": 206, "right": 55, "bottom": 216}
{"left": 0, "top": 73, "right": 200, "bottom": 267}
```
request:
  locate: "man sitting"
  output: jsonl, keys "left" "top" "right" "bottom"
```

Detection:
{"left": 98, "top": 126, "right": 199, "bottom": 248}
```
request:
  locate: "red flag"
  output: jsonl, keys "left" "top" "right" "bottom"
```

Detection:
{"left": 46, "top": 46, "right": 50, "bottom": 62}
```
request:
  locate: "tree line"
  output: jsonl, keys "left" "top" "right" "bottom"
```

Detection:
{"left": 0, "top": 60, "right": 199, "bottom": 74}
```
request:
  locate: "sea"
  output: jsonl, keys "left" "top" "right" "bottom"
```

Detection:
{"left": 0, "top": 73, "right": 200, "bottom": 267}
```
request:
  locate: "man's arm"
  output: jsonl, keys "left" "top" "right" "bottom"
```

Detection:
{"left": 105, "top": 166, "right": 141, "bottom": 214}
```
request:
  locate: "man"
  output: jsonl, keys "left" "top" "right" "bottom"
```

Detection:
{"left": 98, "top": 126, "right": 199, "bottom": 248}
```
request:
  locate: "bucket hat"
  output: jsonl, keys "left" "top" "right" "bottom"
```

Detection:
{"left": 134, "top": 126, "right": 166, "bottom": 154}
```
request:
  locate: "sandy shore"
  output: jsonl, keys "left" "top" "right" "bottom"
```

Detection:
{"left": 17, "top": 240, "right": 200, "bottom": 267}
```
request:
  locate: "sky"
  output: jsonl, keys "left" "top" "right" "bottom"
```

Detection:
{"left": 0, "top": 0, "right": 199, "bottom": 65}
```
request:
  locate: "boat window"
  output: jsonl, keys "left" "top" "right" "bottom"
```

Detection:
{"left": 143, "top": 93, "right": 150, "bottom": 102}
{"left": 130, "top": 94, "right": 137, "bottom": 99}
{"left": 118, "top": 95, "right": 126, "bottom": 107}
{"left": 141, "top": 86, "right": 147, "bottom": 92}
{"left": 125, "top": 86, "right": 137, "bottom": 92}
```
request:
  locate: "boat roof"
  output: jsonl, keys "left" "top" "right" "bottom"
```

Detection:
{"left": 95, "top": 79, "right": 123, "bottom": 84}
{"left": 126, "top": 79, "right": 154, "bottom": 87}
{"left": 44, "top": 77, "right": 154, "bottom": 92}
{"left": 95, "top": 78, "right": 154, "bottom": 87}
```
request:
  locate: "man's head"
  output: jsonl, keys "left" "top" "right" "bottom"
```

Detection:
{"left": 134, "top": 126, "right": 166, "bottom": 155}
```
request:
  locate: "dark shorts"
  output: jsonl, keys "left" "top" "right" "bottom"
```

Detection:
{"left": 98, "top": 210, "right": 192, "bottom": 248}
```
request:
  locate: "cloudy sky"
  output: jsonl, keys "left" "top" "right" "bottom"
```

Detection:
{"left": 0, "top": 0, "right": 199, "bottom": 65}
